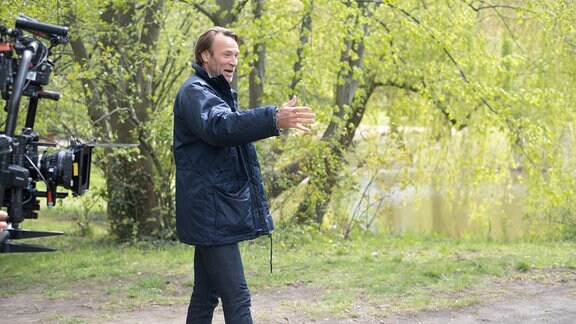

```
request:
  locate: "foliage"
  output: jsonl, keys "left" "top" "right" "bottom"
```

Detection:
{"left": 280, "top": 0, "right": 576, "bottom": 239}
{"left": 2, "top": 0, "right": 576, "bottom": 240}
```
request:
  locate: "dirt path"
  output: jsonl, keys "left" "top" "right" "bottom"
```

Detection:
{"left": 3, "top": 271, "right": 576, "bottom": 324}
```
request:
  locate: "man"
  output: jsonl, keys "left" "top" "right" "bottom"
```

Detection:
{"left": 173, "top": 26, "right": 315, "bottom": 324}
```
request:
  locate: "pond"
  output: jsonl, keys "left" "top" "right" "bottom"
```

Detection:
{"left": 378, "top": 182, "right": 529, "bottom": 240}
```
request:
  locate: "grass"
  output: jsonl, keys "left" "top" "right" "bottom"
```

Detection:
{"left": 1, "top": 211, "right": 576, "bottom": 320}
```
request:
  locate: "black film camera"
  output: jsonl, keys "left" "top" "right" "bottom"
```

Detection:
{"left": 0, "top": 16, "right": 94, "bottom": 253}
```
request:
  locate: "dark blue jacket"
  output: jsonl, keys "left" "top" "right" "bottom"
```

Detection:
{"left": 173, "top": 63, "right": 278, "bottom": 246}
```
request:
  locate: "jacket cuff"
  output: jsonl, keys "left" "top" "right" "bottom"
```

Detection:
{"left": 272, "top": 107, "right": 282, "bottom": 135}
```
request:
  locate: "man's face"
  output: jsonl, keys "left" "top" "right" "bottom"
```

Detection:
{"left": 201, "top": 33, "right": 239, "bottom": 83}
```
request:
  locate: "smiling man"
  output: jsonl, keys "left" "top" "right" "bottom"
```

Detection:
{"left": 173, "top": 26, "right": 315, "bottom": 323}
{"left": 200, "top": 31, "right": 238, "bottom": 82}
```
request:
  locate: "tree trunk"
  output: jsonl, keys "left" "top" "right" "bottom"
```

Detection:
{"left": 68, "top": 0, "right": 165, "bottom": 240}
{"left": 294, "top": 1, "right": 377, "bottom": 225}
{"left": 249, "top": 0, "right": 266, "bottom": 108}
{"left": 265, "top": 1, "right": 314, "bottom": 195}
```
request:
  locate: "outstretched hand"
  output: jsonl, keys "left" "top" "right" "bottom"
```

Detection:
{"left": 276, "top": 96, "right": 315, "bottom": 133}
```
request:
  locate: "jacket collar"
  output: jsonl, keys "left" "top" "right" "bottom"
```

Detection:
{"left": 192, "top": 62, "right": 231, "bottom": 92}
{"left": 191, "top": 62, "right": 237, "bottom": 110}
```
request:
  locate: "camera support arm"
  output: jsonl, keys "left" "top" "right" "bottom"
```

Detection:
{"left": 0, "top": 16, "right": 88, "bottom": 253}
{"left": 5, "top": 40, "right": 38, "bottom": 136}
{"left": 0, "top": 31, "right": 63, "bottom": 252}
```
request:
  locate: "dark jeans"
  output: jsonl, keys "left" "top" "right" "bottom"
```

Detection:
{"left": 186, "top": 243, "right": 253, "bottom": 324}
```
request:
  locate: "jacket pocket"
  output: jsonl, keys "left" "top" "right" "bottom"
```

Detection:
{"left": 213, "top": 180, "right": 254, "bottom": 234}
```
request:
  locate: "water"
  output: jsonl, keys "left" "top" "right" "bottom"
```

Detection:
{"left": 347, "top": 168, "right": 529, "bottom": 240}
{"left": 349, "top": 125, "right": 530, "bottom": 240}
{"left": 378, "top": 183, "right": 528, "bottom": 240}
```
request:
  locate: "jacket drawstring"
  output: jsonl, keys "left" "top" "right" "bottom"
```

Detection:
{"left": 269, "top": 234, "right": 273, "bottom": 273}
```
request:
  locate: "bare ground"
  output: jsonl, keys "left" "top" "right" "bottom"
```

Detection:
{"left": 2, "top": 268, "right": 576, "bottom": 324}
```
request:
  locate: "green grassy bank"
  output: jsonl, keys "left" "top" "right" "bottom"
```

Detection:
{"left": 1, "top": 213, "right": 575, "bottom": 321}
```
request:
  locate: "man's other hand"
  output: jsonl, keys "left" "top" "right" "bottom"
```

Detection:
{"left": 277, "top": 96, "right": 316, "bottom": 133}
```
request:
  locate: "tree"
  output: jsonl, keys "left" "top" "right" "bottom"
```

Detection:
{"left": 60, "top": 0, "right": 261, "bottom": 240}
{"left": 4, "top": 0, "right": 576, "bottom": 241}
{"left": 63, "top": 0, "right": 172, "bottom": 240}
{"left": 55, "top": 0, "right": 210, "bottom": 240}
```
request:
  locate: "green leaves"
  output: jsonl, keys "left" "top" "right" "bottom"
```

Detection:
{"left": 5, "top": 0, "right": 575, "bottom": 240}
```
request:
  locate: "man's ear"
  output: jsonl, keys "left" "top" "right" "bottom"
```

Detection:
{"left": 201, "top": 50, "right": 210, "bottom": 64}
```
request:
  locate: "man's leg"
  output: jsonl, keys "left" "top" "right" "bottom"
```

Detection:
{"left": 187, "top": 247, "right": 220, "bottom": 324}
{"left": 200, "top": 243, "right": 253, "bottom": 324}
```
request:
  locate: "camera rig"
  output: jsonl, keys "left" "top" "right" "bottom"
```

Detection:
{"left": 0, "top": 16, "right": 94, "bottom": 253}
